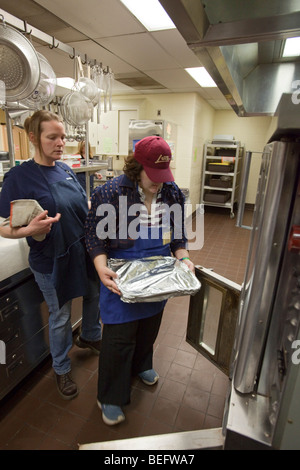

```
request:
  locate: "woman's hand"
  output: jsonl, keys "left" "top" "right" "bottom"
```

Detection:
{"left": 24, "top": 210, "right": 61, "bottom": 238}
{"left": 181, "top": 258, "right": 195, "bottom": 274}
{"left": 0, "top": 210, "right": 61, "bottom": 239}
{"left": 98, "top": 265, "right": 121, "bottom": 295}
{"left": 174, "top": 249, "right": 195, "bottom": 274}
{"left": 93, "top": 254, "right": 121, "bottom": 295}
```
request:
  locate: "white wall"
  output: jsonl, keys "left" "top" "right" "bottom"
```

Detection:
{"left": 112, "top": 92, "right": 215, "bottom": 207}
{"left": 111, "top": 93, "right": 278, "bottom": 206}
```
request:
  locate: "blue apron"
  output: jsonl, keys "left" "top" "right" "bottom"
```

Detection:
{"left": 100, "top": 221, "right": 173, "bottom": 324}
{"left": 37, "top": 163, "right": 95, "bottom": 308}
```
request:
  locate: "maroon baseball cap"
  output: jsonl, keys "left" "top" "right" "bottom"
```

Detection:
{"left": 134, "top": 136, "right": 174, "bottom": 183}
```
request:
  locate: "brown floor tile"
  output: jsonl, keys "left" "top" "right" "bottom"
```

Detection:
{"left": 47, "top": 410, "right": 87, "bottom": 445}
{"left": 140, "top": 416, "right": 173, "bottom": 437}
{"left": 189, "top": 368, "right": 215, "bottom": 393}
{"left": 173, "top": 349, "right": 197, "bottom": 368}
{"left": 166, "top": 362, "right": 192, "bottom": 384}
{"left": 175, "top": 405, "right": 206, "bottom": 432}
{"left": 26, "top": 402, "right": 65, "bottom": 434}
{"left": 149, "top": 396, "right": 180, "bottom": 426}
{"left": 158, "top": 378, "right": 187, "bottom": 403}
{"left": 182, "top": 385, "right": 210, "bottom": 413}
{"left": 4, "top": 424, "right": 47, "bottom": 450}
{"left": 130, "top": 388, "right": 156, "bottom": 415}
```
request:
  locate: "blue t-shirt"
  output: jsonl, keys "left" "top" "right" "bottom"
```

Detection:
{"left": 0, "top": 159, "right": 82, "bottom": 273}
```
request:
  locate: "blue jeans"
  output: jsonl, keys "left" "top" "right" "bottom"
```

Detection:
{"left": 31, "top": 268, "right": 101, "bottom": 375}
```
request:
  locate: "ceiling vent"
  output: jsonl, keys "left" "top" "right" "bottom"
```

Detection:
{"left": 115, "top": 73, "right": 166, "bottom": 90}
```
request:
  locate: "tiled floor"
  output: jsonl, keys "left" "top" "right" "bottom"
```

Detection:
{"left": 0, "top": 207, "right": 252, "bottom": 450}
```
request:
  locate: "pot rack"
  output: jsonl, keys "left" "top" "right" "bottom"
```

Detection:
{"left": 0, "top": 7, "right": 112, "bottom": 191}
{"left": 0, "top": 8, "right": 110, "bottom": 73}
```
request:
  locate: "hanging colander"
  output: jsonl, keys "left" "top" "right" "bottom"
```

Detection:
{"left": 0, "top": 20, "right": 40, "bottom": 102}
{"left": 22, "top": 53, "right": 57, "bottom": 108}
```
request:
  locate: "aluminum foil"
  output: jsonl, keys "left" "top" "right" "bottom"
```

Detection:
{"left": 108, "top": 256, "right": 201, "bottom": 303}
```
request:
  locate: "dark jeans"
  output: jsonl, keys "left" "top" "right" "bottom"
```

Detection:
{"left": 98, "top": 310, "right": 163, "bottom": 406}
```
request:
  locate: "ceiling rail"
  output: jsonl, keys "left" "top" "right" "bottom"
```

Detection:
{"left": 0, "top": 8, "right": 102, "bottom": 68}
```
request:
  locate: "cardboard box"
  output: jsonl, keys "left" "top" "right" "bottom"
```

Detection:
{"left": 0, "top": 124, "right": 29, "bottom": 159}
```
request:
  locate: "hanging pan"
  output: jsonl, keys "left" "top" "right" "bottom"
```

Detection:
{"left": 0, "top": 20, "right": 40, "bottom": 102}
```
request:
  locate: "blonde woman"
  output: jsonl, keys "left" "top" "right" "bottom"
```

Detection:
{"left": 0, "top": 111, "right": 101, "bottom": 400}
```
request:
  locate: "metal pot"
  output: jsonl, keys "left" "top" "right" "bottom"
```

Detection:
{"left": 0, "top": 21, "right": 40, "bottom": 102}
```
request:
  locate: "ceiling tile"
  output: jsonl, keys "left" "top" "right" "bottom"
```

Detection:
{"left": 145, "top": 68, "right": 200, "bottom": 89}
{"left": 99, "top": 33, "right": 179, "bottom": 71}
{"left": 35, "top": 0, "right": 145, "bottom": 38}
{"left": 151, "top": 29, "right": 202, "bottom": 68}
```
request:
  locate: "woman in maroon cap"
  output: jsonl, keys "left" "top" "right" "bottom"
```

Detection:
{"left": 85, "top": 135, "right": 194, "bottom": 425}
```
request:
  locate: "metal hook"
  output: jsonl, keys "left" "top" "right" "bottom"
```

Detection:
{"left": 69, "top": 47, "right": 76, "bottom": 60}
{"left": 49, "top": 36, "right": 59, "bottom": 49}
{"left": 23, "top": 20, "right": 32, "bottom": 35}
{"left": 81, "top": 53, "right": 88, "bottom": 65}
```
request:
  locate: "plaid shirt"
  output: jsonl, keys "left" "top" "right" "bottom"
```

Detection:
{"left": 85, "top": 174, "right": 187, "bottom": 259}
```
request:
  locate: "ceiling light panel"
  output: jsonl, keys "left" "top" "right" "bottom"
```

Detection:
{"left": 282, "top": 37, "right": 300, "bottom": 57}
{"left": 185, "top": 67, "right": 217, "bottom": 87}
{"left": 119, "top": 0, "right": 176, "bottom": 31}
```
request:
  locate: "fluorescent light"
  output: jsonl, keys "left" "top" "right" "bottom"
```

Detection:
{"left": 56, "top": 77, "right": 75, "bottom": 89}
{"left": 120, "top": 0, "right": 176, "bottom": 31}
{"left": 282, "top": 37, "right": 300, "bottom": 57}
{"left": 185, "top": 67, "right": 217, "bottom": 87}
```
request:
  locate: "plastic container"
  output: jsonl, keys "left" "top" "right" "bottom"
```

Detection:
{"left": 204, "top": 191, "right": 231, "bottom": 203}
{"left": 209, "top": 176, "right": 232, "bottom": 188}
{"left": 208, "top": 162, "right": 233, "bottom": 173}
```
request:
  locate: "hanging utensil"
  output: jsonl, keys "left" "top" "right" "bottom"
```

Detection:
{"left": 102, "top": 69, "right": 109, "bottom": 113}
{"left": 108, "top": 69, "right": 114, "bottom": 112}
{"left": 74, "top": 56, "right": 98, "bottom": 102}
{"left": 22, "top": 53, "right": 57, "bottom": 108}
{"left": 0, "top": 20, "right": 40, "bottom": 102}
{"left": 63, "top": 90, "right": 93, "bottom": 127}
{"left": 92, "top": 64, "right": 104, "bottom": 124}
{"left": 0, "top": 80, "right": 5, "bottom": 108}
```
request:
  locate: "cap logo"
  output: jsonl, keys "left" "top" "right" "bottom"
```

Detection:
{"left": 155, "top": 154, "right": 171, "bottom": 164}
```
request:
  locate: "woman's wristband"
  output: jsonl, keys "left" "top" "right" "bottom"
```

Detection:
{"left": 179, "top": 257, "right": 190, "bottom": 261}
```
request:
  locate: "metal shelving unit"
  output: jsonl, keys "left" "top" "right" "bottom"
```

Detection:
{"left": 201, "top": 140, "right": 244, "bottom": 218}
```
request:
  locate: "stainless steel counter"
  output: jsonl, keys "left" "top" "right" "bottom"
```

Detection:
{"left": 71, "top": 162, "right": 108, "bottom": 174}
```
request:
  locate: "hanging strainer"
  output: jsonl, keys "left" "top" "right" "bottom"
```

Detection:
{"left": 0, "top": 20, "right": 40, "bottom": 102}
{"left": 22, "top": 53, "right": 57, "bottom": 108}
{"left": 62, "top": 91, "right": 93, "bottom": 126}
